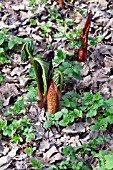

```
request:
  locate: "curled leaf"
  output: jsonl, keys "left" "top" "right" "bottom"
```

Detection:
{"left": 53, "top": 70, "right": 63, "bottom": 92}
{"left": 21, "top": 44, "right": 29, "bottom": 62}
{"left": 33, "top": 57, "right": 49, "bottom": 98}
{"left": 21, "top": 40, "right": 34, "bottom": 62}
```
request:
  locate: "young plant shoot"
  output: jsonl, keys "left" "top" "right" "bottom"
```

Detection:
{"left": 21, "top": 42, "right": 63, "bottom": 114}
{"left": 74, "top": 12, "right": 92, "bottom": 62}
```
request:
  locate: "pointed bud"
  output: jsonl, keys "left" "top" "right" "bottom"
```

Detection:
{"left": 47, "top": 80, "right": 60, "bottom": 114}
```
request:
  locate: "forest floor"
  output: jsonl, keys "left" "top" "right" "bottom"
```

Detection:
{"left": 0, "top": 0, "right": 113, "bottom": 169}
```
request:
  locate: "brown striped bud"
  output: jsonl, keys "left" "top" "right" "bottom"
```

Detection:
{"left": 47, "top": 80, "right": 60, "bottom": 114}
{"left": 78, "top": 48, "right": 87, "bottom": 62}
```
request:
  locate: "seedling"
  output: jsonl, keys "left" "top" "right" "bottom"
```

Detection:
{"left": 31, "top": 159, "right": 44, "bottom": 169}
{"left": 48, "top": 8, "right": 62, "bottom": 22}
{"left": 0, "top": 117, "right": 35, "bottom": 143}
{"left": 26, "top": 147, "right": 36, "bottom": 156}
{"left": 22, "top": 41, "right": 63, "bottom": 114}
{"left": 44, "top": 108, "right": 82, "bottom": 128}
{"left": 40, "top": 22, "right": 52, "bottom": 37}
{"left": 30, "top": 19, "right": 37, "bottom": 26}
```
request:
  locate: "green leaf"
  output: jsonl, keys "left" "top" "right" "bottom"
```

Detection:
{"left": 11, "top": 136, "right": 23, "bottom": 144}
{"left": 2, "top": 27, "right": 8, "bottom": 34}
{"left": 21, "top": 40, "right": 34, "bottom": 62}
{"left": 78, "top": 9, "right": 87, "bottom": 15}
{"left": 62, "top": 61, "right": 71, "bottom": 68}
{"left": 73, "top": 65, "right": 83, "bottom": 74}
{"left": 30, "top": 19, "right": 37, "bottom": 25}
{"left": 105, "top": 98, "right": 113, "bottom": 106}
{"left": 106, "top": 106, "right": 113, "bottom": 113}
{"left": 48, "top": 166, "right": 58, "bottom": 170}
{"left": 0, "top": 102, "right": 3, "bottom": 109}
{"left": 59, "top": 119, "right": 69, "bottom": 126}
{"left": 27, "top": 86, "right": 38, "bottom": 102}
{"left": 11, "top": 37, "right": 24, "bottom": 45}
{"left": 3, "top": 125, "right": 15, "bottom": 137}
{"left": 75, "top": 41, "right": 82, "bottom": 48}
{"left": 0, "top": 47, "right": 4, "bottom": 53}
{"left": 54, "top": 33, "right": 62, "bottom": 38}
{"left": 11, "top": 120, "right": 20, "bottom": 128}
{"left": 90, "top": 124, "right": 100, "bottom": 131}
{"left": 64, "top": 68, "right": 73, "bottom": 74}
{"left": 84, "top": 92, "right": 93, "bottom": 103}
{"left": 46, "top": 112, "right": 55, "bottom": 119}
{"left": 87, "top": 109, "right": 97, "bottom": 118}
{"left": 21, "top": 117, "right": 32, "bottom": 127}
{"left": 53, "top": 50, "right": 66, "bottom": 64}
{"left": 33, "top": 57, "right": 49, "bottom": 96}
{"left": 73, "top": 109, "right": 82, "bottom": 118}
{"left": 0, "top": 38, "right": 4, "bottom": 45}
{"left": 31, "top": 159, "right": 43, "bottom": 169}
{"left": 95, "top": 36, "right": 104, "bottom": 42}
{"left": 54, "top": 111, "right": 63, "bottom": 120}
{"left": 90, "top": 41, "right": 96, "bottom": 47}
{"left": 66, "top": 51, "right": 74, "bottom": 56}
{"left": 0, "top": 120, "right": 7, "bottom": 129}
{"left": 63, "top": 98, "right": 70, "bottom": 107}
{"left": 0, "top": 54, "right": 11, "bottom": 64}
{"left": 93, "top": 92, "right": 101, "bottom": 101}
{"left": 72, "top": 72, "right": 82, "bottom": 80}
{"left": 43, "top": 120, "right": 53, "bottom": 128}
{"left": 26, "top": 133, "right": 35, "bottom": 142}
{"left": 61, "top": 108, "right": 69, "bottom": 114}
{"left": 107, "top": 115, "right": 113, "bottom": 124}
{"left": 105, "top": 154, "right": 113, "bottom": 169}
{"left": 90, "top": 117, "right": 108, "bottom": 131}
{"left": 26, "top": 147, "right": 36, "bottom": 156}
{"left": 8, "top": 40, "right": 15, "bottom": 49}
{"left": 14, "top": 97, "right": 25, "bottom": 114}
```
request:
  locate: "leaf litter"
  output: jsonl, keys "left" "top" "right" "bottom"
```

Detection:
{"left": 0, "top": 0, "right": 113, "bottom": 169}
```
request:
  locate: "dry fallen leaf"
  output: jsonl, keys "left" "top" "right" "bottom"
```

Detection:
{"left": 43, "top": 146, "right": 58, "bottom": 159}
